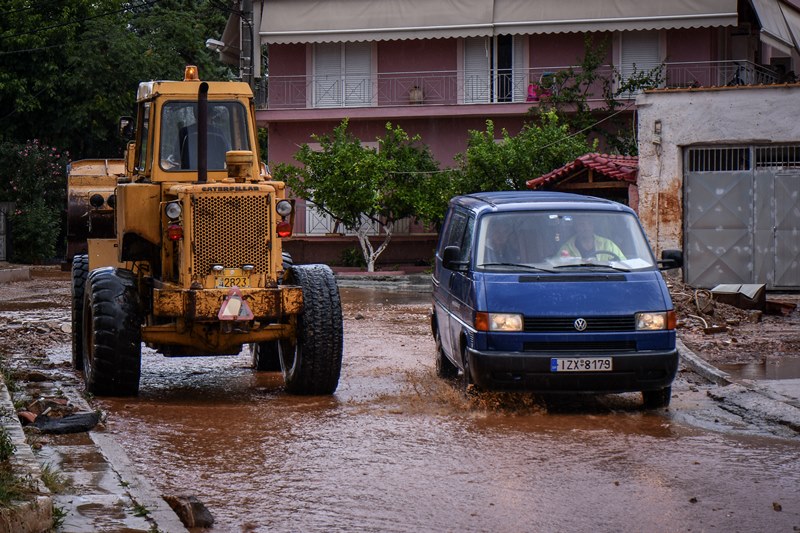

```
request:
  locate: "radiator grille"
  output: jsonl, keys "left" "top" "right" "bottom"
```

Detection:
{"left": 524, "top": 316, "right": 636, "bottom": 332}
{"left": 192, "top": 194, "right": 271, "bottom": 276}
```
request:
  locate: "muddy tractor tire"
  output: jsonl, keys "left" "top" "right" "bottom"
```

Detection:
{"left": 71, "top": 254, "right": 89, "bottom": 370}
{"left": 643, "top": 386, "right": 672, "bottom": 409}
{"left": 82, "top": 268, "right": 143, "bottom": 396}
{"left": 279, "top": 264, "right": 343, "bottom": 395}
{"left": 251, "top": 341, "right": 281, "bottom": 371}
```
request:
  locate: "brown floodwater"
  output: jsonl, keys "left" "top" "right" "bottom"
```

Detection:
{"left": 46, "top": 288, "right": 800, "bottom": 532}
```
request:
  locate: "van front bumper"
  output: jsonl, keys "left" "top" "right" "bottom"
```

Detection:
{"left": 465, "top": 347, "right": 678, "bottom": 393}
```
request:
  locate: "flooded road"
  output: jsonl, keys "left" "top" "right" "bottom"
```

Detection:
{"left": 70, "top": 288, "right": 799, "bottom": 533}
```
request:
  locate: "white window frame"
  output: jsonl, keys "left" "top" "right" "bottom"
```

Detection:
{"left": 462, "top": 36, "right": 527, "bottom": 104}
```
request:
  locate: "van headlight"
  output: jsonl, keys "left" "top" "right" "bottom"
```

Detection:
{"left": 636, "top": 310, "right": 676, "bottom": 331}
{"left": 475, "top": 312, "right": 523, "bottom": 332}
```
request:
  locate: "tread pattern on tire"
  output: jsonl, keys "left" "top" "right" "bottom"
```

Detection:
{"left": 83, "top": 268, "right": 143, "bottom": 396}
{"left": 252, "top": 341, "right": 281, "bottom": 371}
{"left": 434, "top": 325, "right": 458, "bottom": 379}
{"left": 281, "top": 264, "right": 343, "bottom": 395}
{"left": 71, "top": 254, "right": 89, "bottom": 369}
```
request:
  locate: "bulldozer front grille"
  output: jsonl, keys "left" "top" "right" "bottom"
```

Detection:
{"left": 191, "top": 194, "right": 271, "bottom": 276}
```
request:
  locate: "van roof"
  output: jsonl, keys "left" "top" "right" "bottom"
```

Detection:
{"left": 451, "top": 190, "right": 633, "bottom": 215}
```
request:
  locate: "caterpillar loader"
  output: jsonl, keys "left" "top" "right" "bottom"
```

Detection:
{"left": 68, "top": 66, "right": 342, "bottom": 396}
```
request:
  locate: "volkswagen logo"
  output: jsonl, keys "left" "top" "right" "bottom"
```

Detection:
{"left": 573, "top": 318, "right": 588, "bottom": 331}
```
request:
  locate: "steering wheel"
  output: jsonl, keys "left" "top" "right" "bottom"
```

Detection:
{"left": 592, "top": 250, "right": 622, "bottom": 262}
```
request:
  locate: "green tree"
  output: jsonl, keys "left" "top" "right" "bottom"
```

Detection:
{"left": 0, "top": 0, "right": 230, "bottom": 159}
{"left": 451, "top": 111, "right": 597, "bottom": 194}
{"left": 274, "top": 120, "right": 441, "bottom": 271}
{"left": 538, "top": 35, "right": 663, "bottom": 155}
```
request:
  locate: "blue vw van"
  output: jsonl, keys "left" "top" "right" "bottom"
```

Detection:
{"left": 431, "top": 191, "right": 683, "bottom": 407}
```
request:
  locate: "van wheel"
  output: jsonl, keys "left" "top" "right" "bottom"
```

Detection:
{"left": 434, "top": 329, "right": 458, "bottom": 379}
{"left": 251, "top": 341, "right": 281, "bottom": 371}
{"left": 460, "top": 348, "right": 477, "bottom": 393}
{"left": 71, "top": 254, "right": 88, "bottom": 370}
{"left": 278, "top": 265, "right": 343, "bottom": 395}
{"left": 643, "top": 387, "right": 671, "bottom": 409}
{"left": 82, "top": 268, "right": 142, "bottom": 396}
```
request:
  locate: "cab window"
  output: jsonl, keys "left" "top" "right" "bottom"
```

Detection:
{"left": 159, "top": 101, "right": 250, "bottom": 171}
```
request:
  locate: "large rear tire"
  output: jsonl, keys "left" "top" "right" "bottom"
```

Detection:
{"left": 278, "top": 264, "right": 343, "bottom": 395}
{"left": 82, "top": 268, "right": 143, "bottom": 396}
{"left": 70, "top": 254, "right": 88, "bottom": 370}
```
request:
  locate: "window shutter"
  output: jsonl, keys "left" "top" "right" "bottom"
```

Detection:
{"left": 464, "top": 37, "right": 489, "bottom": 103}
{"left": 314, "top": 43, "right": 342, "bottom": 107}
{"left": 512, "top": 35, "right": 526, "bottom": 102}
{"left": 621, "top": 31, "right": 660, "bottom": 84}
{"left": 344, "top": 42, "right": 371, "bottom": 106}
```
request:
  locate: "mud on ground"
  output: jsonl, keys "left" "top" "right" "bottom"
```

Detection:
{"left": 668, "top": 277, "right": 800, "bottom": 365}
{"left": 0, "top": 266, "right": 799, "bottom": 370}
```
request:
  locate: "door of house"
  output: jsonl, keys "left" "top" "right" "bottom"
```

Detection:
{"left": 684, "top": 145, "right": 800, "bottom": 289}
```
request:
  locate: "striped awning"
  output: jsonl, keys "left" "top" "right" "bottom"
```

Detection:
{"left": 255, "top": 0, "right": 738, "bottom": 44}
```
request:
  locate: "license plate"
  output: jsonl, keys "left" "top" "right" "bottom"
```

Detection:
{"left": 550, "top": 357, "right": 613, "bottom": 372}
{"left": 215, "top": 268, "right": 250, "bottom": 288}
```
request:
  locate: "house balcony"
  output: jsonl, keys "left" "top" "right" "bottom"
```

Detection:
{"left": 254, "top": 61, "right": 781, "bottom": 118}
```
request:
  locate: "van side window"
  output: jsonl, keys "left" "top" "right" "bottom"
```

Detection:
{"left": 441, "top": 210, "right": 475, "bottom": 263}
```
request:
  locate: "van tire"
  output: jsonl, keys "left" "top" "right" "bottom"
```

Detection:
{"left": 82, "top": 268, "right": 142, "bottom": 396}
{"left": 643, "top": 386, "right": 671, "bottom": 409}
{"left": 71, "top": 254, "right": 89, "bottom": 370}
{"left": 251, "top": 341, "right": 281, "bottom": 371}
{"left": 278, "top": 265, "right": 343, "bottom": 395}
{"left": 434, "top": 329, "right": 458, "bottom": 379}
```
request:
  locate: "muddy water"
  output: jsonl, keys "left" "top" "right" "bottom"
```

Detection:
{"left": 53, "top": 288, "right": 800, "bottom": 532}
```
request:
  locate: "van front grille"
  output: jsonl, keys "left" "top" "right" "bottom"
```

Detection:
{"left": 524, "top": 316, "right": 636, "bottom": 332}
{"left": 191, "top": 194, "right": 271, "bottom": 276}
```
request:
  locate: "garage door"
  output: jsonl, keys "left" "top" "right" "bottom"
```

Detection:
{"left": 684, "top": 145, "right": 800, "bottom": 289}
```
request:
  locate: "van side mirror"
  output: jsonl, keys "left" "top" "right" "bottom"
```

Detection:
{"left": 442, "top": 245, "right": 468, "bottom": 271}
{"left": 658, "top": 249, "right": 683, "bottom": 270}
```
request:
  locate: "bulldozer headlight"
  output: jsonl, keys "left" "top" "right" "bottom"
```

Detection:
{"left": 165, "top": 201, "right": 182, "bottom": 220}
{"left": 276, "top": 200, "right": 293, "bottom": 217}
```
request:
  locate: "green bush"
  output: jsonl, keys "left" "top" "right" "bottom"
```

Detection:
{"left": 9, "top": 200, "right": 60, "bottom": 264}
{"left": 0, "top": 140, "right": 68, "bottom": 263}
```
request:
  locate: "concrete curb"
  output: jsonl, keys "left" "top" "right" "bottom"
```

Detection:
{"left": 678, "top": 338, "right": 800, "bottom": 435}
{"left": 676, "top": 338, "right": 732, "bottom": 385}
{"left": 0, "top": 381, "right": 53, "bottom": 533}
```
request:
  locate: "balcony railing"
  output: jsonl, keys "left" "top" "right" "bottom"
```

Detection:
{"left": 255, "top": 61, "right": 781, "bottom": 111}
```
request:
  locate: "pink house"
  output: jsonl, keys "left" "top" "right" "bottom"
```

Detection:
{"left": 219, "top": 0, "right": 800, "bottom": 266}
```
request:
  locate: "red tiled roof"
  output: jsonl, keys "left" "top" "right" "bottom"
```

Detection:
{"left": 526, "top": 153, "right": 638, "bottom": 189}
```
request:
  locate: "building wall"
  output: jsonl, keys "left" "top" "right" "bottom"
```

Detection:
{"left": 635, "top": 85, "right": 800, "bottom": 254}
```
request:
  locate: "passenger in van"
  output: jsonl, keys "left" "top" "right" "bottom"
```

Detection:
{"left": 558, "top": 216, "right": 626, "bottom": 261}
{"left": 483, "top": 217, "right": 525, "bottom": 264}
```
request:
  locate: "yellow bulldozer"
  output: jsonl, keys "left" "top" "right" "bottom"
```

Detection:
{"left": 67, "top": 66, "right": 342, "bottom": 396}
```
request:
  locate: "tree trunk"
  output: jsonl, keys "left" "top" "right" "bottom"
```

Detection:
{"left": 356, "top": 221, "right": 393, "bottom": 272}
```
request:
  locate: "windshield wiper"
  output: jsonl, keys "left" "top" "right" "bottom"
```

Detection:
{"left": 479, "top": 262, "right": 556, "bottom": 273}
{"left": 552, "top": 262, "right": 631, "bottom": 272}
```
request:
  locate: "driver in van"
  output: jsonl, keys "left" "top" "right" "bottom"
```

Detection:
{"left": 558, "top": 216, "right": 626, "bottom": 261}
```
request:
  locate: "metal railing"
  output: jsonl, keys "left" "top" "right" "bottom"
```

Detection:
{"left": 255, "top": 60, "right": 781, "bottom": 111}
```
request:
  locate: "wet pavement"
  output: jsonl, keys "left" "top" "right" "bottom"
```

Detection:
{"left": 1, "top": 274, "right": 799, "bottom": 532}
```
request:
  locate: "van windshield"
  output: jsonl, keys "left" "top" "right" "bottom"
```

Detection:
{"left": 475, "top": 210, "right": 656, "bottom": 271}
